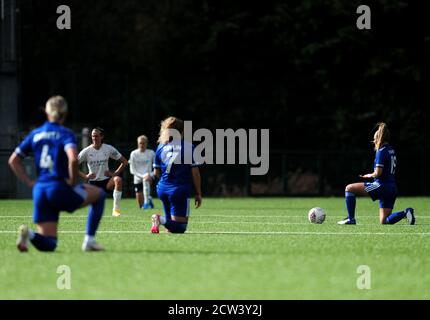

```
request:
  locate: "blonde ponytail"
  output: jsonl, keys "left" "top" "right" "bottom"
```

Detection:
{"left": 373, "top": 122, "right": 390, "bottom": 150}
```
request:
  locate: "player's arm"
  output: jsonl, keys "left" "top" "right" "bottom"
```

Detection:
{"left": 78, "top": 169, "right": 88, "bottom": 179}
{"left": 192, "top": 167, "right": 202, "bottom": 208}
{"left": 65, "top": 147, "right": 79, "bottom": 186}
{"left": 129, "top": 153, "right": 136, "bottom": 175}
{"left": 152, "top": 168, "right": 161, "bottom": 180}
{"left": 360, "top": 150, "right": 385, "bottom": 179}
{"left": 8, "top": 153, "right": 35, "bottom": 188}
{"left": 360, "top": 167, "right": 383, "bottom": 179}
{"left": 77, "top": 149, "right": 95, "bottom": 180}
{"left": 112, "top": 156, "right": 128, "bottom": 176}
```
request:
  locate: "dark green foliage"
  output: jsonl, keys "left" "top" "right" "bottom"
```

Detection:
{"left": 19, "top": 1, "right": 430, "bottom": 150}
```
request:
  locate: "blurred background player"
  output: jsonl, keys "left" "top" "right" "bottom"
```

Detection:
{"left": 338, "top": 122, "right": 415, "bottom": 225}
{"left": 150, "top": 116, "right": 202, "bottom": 233}
{"left": 129, "top": 135, "right": 155, "bottom": 209}
{"left": 9, "top": 96, "right": 105, "bottom": 252}
{"left": 78, "top": 127, "right": 128, "bottom": 217}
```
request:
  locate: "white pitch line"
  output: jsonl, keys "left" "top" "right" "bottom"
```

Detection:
{"left": 0, "top": 215, "right": 429, "bottom": 219}
{"left": 0, "top": 217, "right": 425, "bottom": 227}
{"left": 0, "top": 230, "right": 429, "bottom": 236}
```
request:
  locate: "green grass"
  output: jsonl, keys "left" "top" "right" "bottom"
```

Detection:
{"left": 0, "top": 197, "right": 429, "bottom": 299}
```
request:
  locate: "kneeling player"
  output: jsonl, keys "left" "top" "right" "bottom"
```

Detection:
{"left": 150, "top": 117, "right": 202, "bottom": 233}
{"left": 338, "top": 122, "right": 415, "bottom": 225}
{"left": 129, "top": 135, "right": 155, "bottom": 209}
{"left": 9, "top": 96, "right": 105, "bottom": 252}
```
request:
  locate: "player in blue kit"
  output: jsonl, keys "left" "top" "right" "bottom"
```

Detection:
{"left": 8, "top": 96, "right": 106, "bottom": 252}
{"left": 338, "top": 122, "right": 415, "bottom": 225}
{"left": 150, "top": 116, "right": 202, "bottom": 233}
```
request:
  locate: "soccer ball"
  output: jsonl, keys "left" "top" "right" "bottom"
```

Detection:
{"left": 308, "top": 207, "right": 326, "bottom": 224}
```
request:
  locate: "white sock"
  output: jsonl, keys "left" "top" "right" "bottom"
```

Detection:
{"left": 113, "top": 190, "right": 122, "bottom": 210}
{"left": 29, "top": 229, "right": 35, "bottom": 240}
{"left": 160, "top": 216, "right": 166, "bottom": 225}
{"left": 143, "top": 181, "right": 150, "bottom": 203}
{"left": 84, "top": 235, "right": 95, "bottom": 243}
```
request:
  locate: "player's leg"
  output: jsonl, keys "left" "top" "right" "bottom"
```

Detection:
{"left": 163, "top": 189, "right": 189, "bottom": 233}
{"left": 107, "top": 176, "right": 122, "bottom": 216}
{"left": 134, "top": 183, "right": 144, "bottom": 208}
{"left": 381, "top": 194, "right": 415, "bottom": 225}
{"left": 379, "top": 208, "right": 393, "bottom": 224}
{"left": 136, "top": 191, "right": 144, "bottom": 208}
{"left": 151, "top": 189, "right": 171, "bottom": 233}
{"left": 143, "top": 180, "right": 153, "bottom": 208}
{"left": 338, "top": 182, "right": 367, "bottom": 225}
{"left": 17, "top": 223, "right": 59, "bottom": 252}
{"left": 385, "top": 208, "right": 415, "bottom": 225}
{"left": 52, "top": 182, "right": 105, "bottom": 251}
{"left": 148, "top": 181, "right": 154, "bottom": 208}
{"left": 80, "top": 184, "right": 106, "bottom": 251}
{"left": 17, "top": 183, "right": 59, "bottom": 252}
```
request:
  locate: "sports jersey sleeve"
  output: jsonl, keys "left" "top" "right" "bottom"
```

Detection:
{"left": 375, "top": 149, "right": 387, "bottom": 168}
{"left": 129, "top": 152, "right": 136, "bottom": 175}
{"left": 15, "top": 132, "right": 34, "bottom": 158}
{"left": 63, "top": 130, "right": 77, "bottom": 152}
{"left": 150, "top": 149, "right": 155, "bottom": 162}
{"left": 109, "top": 145, "right": 122, "bottom": 160}
{"left": 78, "top": 148, "right": 87, "bottom": 164}
{"left": 153, "top": 146, "right": 162, "bottom": 169}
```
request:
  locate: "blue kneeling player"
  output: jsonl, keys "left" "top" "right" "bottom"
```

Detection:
{"left": 338, "top": 122, "right": 415, "bottom": 225}
{"left": 9, "top": 96, "right": 106, "bottom": 252}
{"left": 150, "top": 116, "right": 202, "bottom": 234}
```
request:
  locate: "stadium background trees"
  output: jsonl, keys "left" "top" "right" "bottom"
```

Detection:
{"left": 16, "top": 0, "right": 430, "bottom": 195}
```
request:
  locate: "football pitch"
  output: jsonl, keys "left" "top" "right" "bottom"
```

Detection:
{"left": 0, "top": 197, "right": 429, "bottom": 300}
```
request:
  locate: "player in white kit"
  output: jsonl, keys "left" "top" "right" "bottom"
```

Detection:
{"left": 78, "top": 127, "right": 128, "bottom": 217}
{"left": 129, "top": 135, "right": 155, "bottom": 209}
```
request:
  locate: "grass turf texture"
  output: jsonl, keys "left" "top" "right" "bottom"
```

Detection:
{"left": 0, "top": 197, "right": 429, "bottom": 299}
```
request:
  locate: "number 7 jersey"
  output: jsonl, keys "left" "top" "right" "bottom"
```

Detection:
{"left": 14, "top": 121, "right": 77, "bottom": 182}
{"left": 374, "top": 144, "right": 397, "bottom": 184}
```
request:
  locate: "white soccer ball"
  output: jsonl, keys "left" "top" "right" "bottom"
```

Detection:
{"left": 308, "top": 207, "right": 326, "bottom": 224}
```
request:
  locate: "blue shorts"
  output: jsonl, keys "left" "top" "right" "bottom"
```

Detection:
{"left": 364, "top": 182, "right": 397, "bottom": 209}
{"left": 33, "top": 180, "right": 87, "bottom": 223}
{"left": 157, "top": 184, "right": 190, "bottom": 219}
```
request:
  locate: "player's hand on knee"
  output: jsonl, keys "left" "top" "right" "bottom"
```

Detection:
{"left": 104, "top": 170, "right": 113, "bottom": 177}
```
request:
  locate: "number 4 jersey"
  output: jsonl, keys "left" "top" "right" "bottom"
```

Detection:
{"left": 14, "top": 121, "right": 78, "bottom": 182}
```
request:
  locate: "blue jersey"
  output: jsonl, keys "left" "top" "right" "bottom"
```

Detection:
{"left": 374, "top": 144, "right": 396, "bottom": 184}
{"left": 15, "top": 121, "right": 78, "bottom": 182}
{"left": 153, "top": 140, "right": 200, "bottom": 190}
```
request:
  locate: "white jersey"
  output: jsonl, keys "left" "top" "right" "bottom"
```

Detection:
{"left": 129, "top": 148, "right": 155, "bottom": 184}
{"left": 78, "top": 143, "right": 123, "bottom": 181}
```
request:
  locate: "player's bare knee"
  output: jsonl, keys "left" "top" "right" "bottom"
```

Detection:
{"left": 113, "top": 176, "right": 122, "bottom": 187}
{"left": 345, "top": 185, "right": 353, "bottom": 193}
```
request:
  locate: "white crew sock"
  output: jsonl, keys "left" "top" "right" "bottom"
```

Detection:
{"left": 84, "top": 235, "right": 95, "bottom": 243}
{"left": 160, "top": 216, "right": 166, "bottom": 225}
{"left": 143, "top": 181, "right": 150, "bottom": 203}
{"left": 113, "top": 190, "right": 122, "bottom": 210}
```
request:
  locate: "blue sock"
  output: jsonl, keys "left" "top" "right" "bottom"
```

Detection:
{"left": 30, "top": 233, "right": 58, "bottom": 252}
{"left": 385, "top": 210, "right": 406, "bottom": 224}
{"left": 164, "top": 220, "right": 187, "bottom": 233}
{"left": 86, "top": 190, "right": 106, "bottom": 236}
{"left": 345, "top": 192, "right": 356, "bottom": 220}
